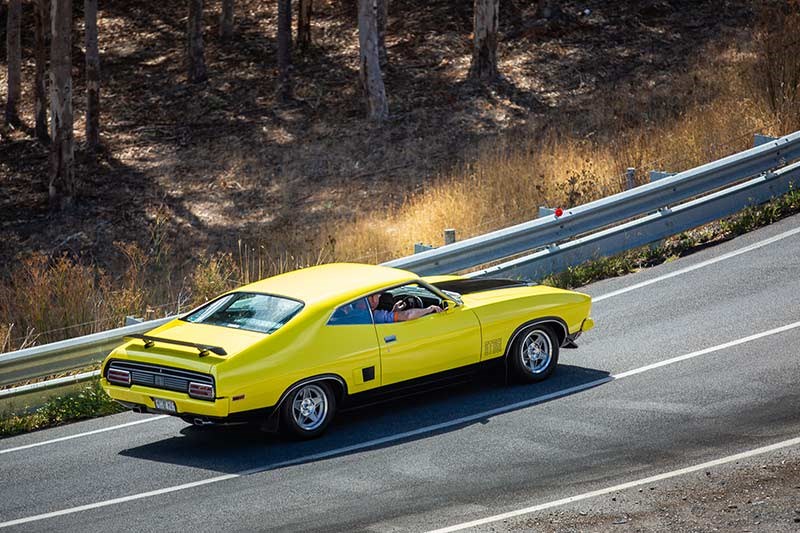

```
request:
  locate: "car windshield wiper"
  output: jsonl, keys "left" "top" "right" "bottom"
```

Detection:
{"left": 125, "top": 334, "right": 228, "bottom": 357}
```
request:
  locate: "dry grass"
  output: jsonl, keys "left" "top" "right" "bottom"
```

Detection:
{"left": 329, "top": 79, "right": 780, "bottom": 265}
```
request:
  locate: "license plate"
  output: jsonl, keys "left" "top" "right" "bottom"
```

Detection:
{"left": 153, "top": 398, "right": 177, "bottom": 413}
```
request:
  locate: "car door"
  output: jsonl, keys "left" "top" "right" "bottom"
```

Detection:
{"left": 320, "top": 297, "right": 383, "bottom": 394}
{"left": 375, "top": 289, "right": 482, "bottom": 386}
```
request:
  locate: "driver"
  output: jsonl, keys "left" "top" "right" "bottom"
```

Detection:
{"left": 368, "top": 293, "right": 442, "bottom": 323}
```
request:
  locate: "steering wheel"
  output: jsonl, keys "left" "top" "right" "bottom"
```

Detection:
{"left": 400, "top": 295, "right": 424, "bottom": 310}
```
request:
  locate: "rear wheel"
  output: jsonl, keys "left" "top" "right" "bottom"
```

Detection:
{"left": 509, "top": 325, "right": 559, "bottom": 383}
{"left": 280, "top": 381, "right": 336, "bottom": 439}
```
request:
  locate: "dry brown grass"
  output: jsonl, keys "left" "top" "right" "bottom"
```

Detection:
{"left": 329, "top": 72, "right": 782, "bottom": 265}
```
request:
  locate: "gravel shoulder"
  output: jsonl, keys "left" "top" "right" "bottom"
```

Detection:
{"left": 485, "top": 444, "right": 800, "bottom": 532}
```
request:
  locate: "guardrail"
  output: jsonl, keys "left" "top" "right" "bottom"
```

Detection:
{"left": 0, "top": 318, "right": 172, "bottom": 387}
{"left": 1, "top": 130, "right": 799, "bottom": 404}
{"left": 385, "top": 130, "right": 800, "bottom": 275}
{"left": 469, "top": 160, "right": 800, "bottom": 279}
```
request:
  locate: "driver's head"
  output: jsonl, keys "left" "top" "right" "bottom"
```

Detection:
{"left": 368, "top": 293, "right": 381, "bottom": 309}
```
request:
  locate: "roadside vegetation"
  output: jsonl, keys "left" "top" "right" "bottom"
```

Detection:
{"left": 1, "top": 1, "right": 799, "bottom": 354}
{"left": 0, "top": 381, "right": 123, "bottom": 438}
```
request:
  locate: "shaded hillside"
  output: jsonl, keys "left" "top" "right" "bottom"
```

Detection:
{"left": 0, "top": 0, "right": 760, "bottom": 276}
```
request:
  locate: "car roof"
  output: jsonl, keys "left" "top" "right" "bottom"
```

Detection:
{"left": 238, "top": 263, "right": 418, "bottom": 307}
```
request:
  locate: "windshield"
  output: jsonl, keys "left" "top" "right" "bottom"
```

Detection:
{"left": 182, "top": 292, "right": 303, "bottom": 334}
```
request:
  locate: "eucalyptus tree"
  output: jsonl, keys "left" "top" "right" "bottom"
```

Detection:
{"left": 358, "top": 0, "right": 387, "bottom": 121}
{"left": 50, "top": 0, "right": 75, "bottom": 208}
{"left": 188, "top": 0, "right": 207, "bottom": 83}
{"left": 5, "top": 0, "right": 22, "bottom": 127}
{"left": 469, "top": 0, "right": 499, "bottom": 81}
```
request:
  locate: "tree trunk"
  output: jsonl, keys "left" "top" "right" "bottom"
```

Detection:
{"left": 297, "top": 0, "right": 312, "bottom": 50}
{"left": 187, "top": 0, "right": 207, "bottom": 83}
{"left": 84, "top": 0, "right": 100, "bottom": 151}
{"left": 358, "top": 0, "right": 387, "bottom": 121}
{"left": 49, "top": 0, "right": 75, "bottom": 209}
{"left": 220, "top": 0, "right": 233, "bottom": 40}
{"left": 468, "top": 0, "right": 499, "bottom": 82}
{"left": 5, "top": 0, "right": 22, "bottom": 127}
{"left": 376, "top": 0, "right": 387, "bottom": 68}
{"left": 277, "top": 0, "right": 292, "bottom": 101}
{"left": 34, "top": 0, "right": 49, "bottom": 142}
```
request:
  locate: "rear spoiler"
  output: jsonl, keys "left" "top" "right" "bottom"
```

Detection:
{"left": 125, "top": 334, "right": 228, "bottom": 357}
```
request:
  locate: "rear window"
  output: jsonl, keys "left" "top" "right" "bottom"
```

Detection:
{"left": 182, "top": 292, "right": 303, "bottom": 334}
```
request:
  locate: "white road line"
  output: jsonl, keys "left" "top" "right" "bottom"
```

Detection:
{"left": 3, "top": 319, "right": 799, "bottom": 529}
{"left": 593, "top": 224, "right": 800, "bottom": 302}
{"left": 0, "top": 416, "right": 169, "bottom": 455}
{"left": 4, "top": 222, "right": 797, "bottom": 456}
{"left": 427, "top": 435, "right": 800, "bottom": 533}
{"left": 0, "top": 474, "right": 240, "bottom": 529}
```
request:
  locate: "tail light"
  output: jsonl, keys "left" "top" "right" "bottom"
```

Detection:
{"left": 188, "top": 382, "right": 215, "bottom": 400}
{"left": 107, "top": 368, "right": 131, "bottom": 386}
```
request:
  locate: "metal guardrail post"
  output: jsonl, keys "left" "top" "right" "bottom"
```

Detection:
{"left": 443, "top": 229, "right": 456, "bottom": 245}
{"left": 414, "top": 243, "right": 436, "bottom": 254}
{"left": 650, "top": 170, "right": 676, "bottom": 182}
{"left": 626, "top": 168, "right": 636, "bottom": 190}
{"left": 754, "top": 133, "right": 778, "bottom": 147}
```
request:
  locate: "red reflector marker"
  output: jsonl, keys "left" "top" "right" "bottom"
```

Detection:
{"left": 555, "top": 208, "right": 564, "bottom": 217}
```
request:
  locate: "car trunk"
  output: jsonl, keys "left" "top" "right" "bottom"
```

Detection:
{"left": 115, "top": 320, "right": 265, "bottom": 373}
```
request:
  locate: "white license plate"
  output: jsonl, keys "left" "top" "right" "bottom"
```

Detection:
{"left": 153, "top": 398, "right": 177, "bottom": 413}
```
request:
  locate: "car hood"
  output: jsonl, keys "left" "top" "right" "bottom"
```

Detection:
{"left": 110, "top": 320, "right": 265, "bottom": 374}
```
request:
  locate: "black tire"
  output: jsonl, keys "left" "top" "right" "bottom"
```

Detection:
{"left": 279, "top": 381, "right": 336, "bottom": 439}
{"left": 508, "top": 324, "right": 560, "bottom": 383}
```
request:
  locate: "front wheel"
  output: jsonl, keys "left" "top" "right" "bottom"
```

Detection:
{"left": 280, "top": 382, "right": 336, "bottom": 439}
{"left": 509, "top": 325, "right": 559, "bottom": 383}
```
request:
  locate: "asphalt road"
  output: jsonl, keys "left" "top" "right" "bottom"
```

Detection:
{"left": 2, "top": 214, "right": 800, "bottom": 532}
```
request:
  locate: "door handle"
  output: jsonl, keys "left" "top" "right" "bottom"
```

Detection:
{"left": 384, "top": 335, "right": 397, "bottom": 343}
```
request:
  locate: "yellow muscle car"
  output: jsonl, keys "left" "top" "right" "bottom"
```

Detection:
{"left": 101, "top": 263, "right": 594, "bottom": 438}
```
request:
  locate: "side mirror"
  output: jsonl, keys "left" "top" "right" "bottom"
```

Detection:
{"left": 442, "top": 298, "right": 458, "bottom": 311}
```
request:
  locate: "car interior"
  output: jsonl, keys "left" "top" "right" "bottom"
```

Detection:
{"left": 375, "top": 283, "right": 446, "bottom": 311}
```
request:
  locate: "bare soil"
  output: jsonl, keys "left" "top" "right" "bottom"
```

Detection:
{"left": 0, "top": 0, "right": 760, "bottom": 275}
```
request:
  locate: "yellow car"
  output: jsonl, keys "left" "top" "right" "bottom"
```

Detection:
{"left": 101, "top": 263, "right": 594, "bottom": 438}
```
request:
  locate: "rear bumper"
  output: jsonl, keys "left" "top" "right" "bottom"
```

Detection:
{"left": 101, "top": 378, "right": 230, "bottom": 418}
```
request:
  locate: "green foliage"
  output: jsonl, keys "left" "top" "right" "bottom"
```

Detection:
{"left": 0, "top": 381, "right": 124, "bottom": 438}
{"left": 720, "top": 187, "right": 800, "bottom": 237}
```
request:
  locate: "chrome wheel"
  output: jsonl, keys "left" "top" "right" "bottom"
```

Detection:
{"left": 520, "top": 329, "right": 553, "bottom": 374}
{"left": 291, "top": 384, "right": 329, "bottom": 432}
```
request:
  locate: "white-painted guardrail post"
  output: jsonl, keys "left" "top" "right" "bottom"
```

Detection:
{"left": 650, "top": 170, "right": 676, "bottom": 182}
{"left": 754, "top": 133, "right": 778, "bottom": 147}
{"left": 626, "top": 167, "right": 636, "bottom": 190}
{"left": 538, "top": 206, "right": 555, "bottom": 218}
{"left": 414, "top": 243, "right": 436, "bottom": 254}
{"left": 124, "top": 316, "right": 143, "bottom": 326}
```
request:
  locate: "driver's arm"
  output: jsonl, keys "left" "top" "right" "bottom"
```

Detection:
{"left": 395, "top": 305, "right": 442, "bottom": 322}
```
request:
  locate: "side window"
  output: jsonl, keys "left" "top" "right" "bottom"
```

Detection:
{"left": 327, "top": 297, "right": 373, "bottom": 326}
